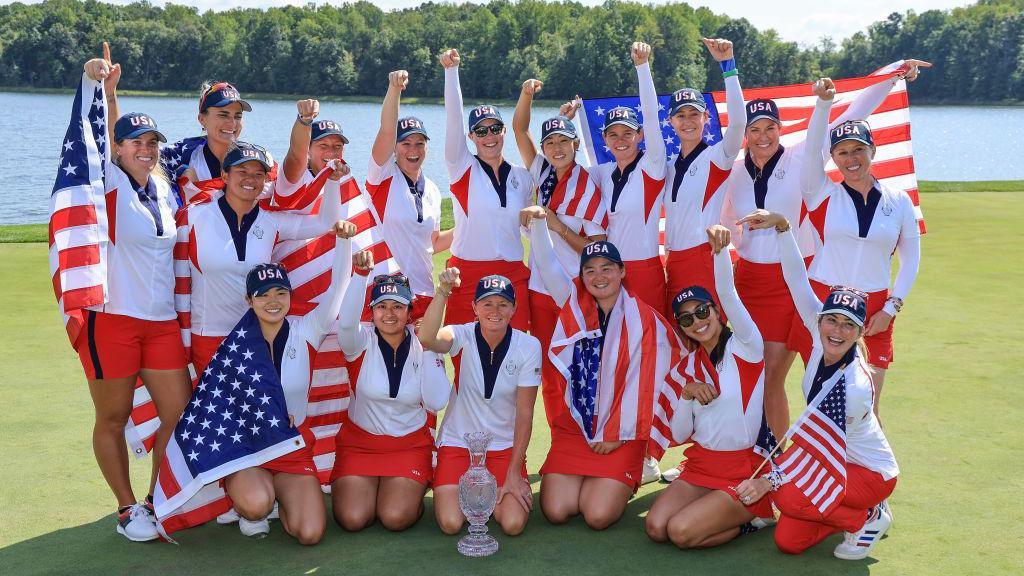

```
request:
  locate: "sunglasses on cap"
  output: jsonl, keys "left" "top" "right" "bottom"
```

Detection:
{"left": 373, "top": 273, "right": 410, "bottom": 287}
{"left": 199, "top": 82, "right": 235, "bottom": 108}
{"left": 472, "top": 124, "right": 505, "bottom": 137}
{"left": 675, "top": 303, "right": 713, "bottom": 328}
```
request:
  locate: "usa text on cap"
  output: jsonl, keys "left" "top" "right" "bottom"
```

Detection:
{"left": 113, "top": 112, "right": 167, "bottom": 143}
{"left": 579, "top": 240, "right": 624, "bottom": 271}
{"left": 830, "top": 120, "right": 874, "bottom": 151}
{"left": 370, "top": 275, "right": 413, "bottom": 307}
{"left": 745, "top": 98, "right": 779, "bottom": 126}
{"left": 224, "top": 142, "right": 273, "bottom": 171}
{"left": 671, "top": 285, "right": 713, "bottom": 317}
{"left": 540, "top": 115, "right": 578, "bottom": 142}
{"left": 311, "top": 120, "right": 350, "bottom": 144}
{"left": 603, "top": 106, "right": 640, "bottom": 131}
{"left": 468, "top": 105, "right": 503, "bottom": 131}
{"left": 475, "top": 274, "right": 516, "bottom": 304}
{"left": 397, "top": 116, "right": 429, "bottom": 141}
{"left": 199, "top": 82, "right": 252, "bottom": 113}
{"left": 820, "top": 286, "right": 868, "bottom": 327}
{"left": 246, "top": 263, "right": 291, "bottom": 297}
{"left": 669, "top": 88, "right": 707, "bottom": 116}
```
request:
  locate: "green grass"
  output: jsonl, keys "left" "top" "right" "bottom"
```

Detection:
{"left": 0, "top": 224, "right": 48, "bottom": 243}
{"left": 1, "top": 192, "right": 1021, "bottom": 575}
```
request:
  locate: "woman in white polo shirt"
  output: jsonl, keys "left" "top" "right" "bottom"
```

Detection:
{"left": 330, "top": 258, "right": 450, "bottom": 532}
{"left": 419, "top": 272, "right": 542, "bottom": 536}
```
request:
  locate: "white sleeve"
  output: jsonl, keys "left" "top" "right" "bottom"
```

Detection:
{"left": 581, "top": 218, "right": 606, "bottom": 237}
{"left": 298, "top": 237, "right": 352, "bottom": 341}
{"left": 529, "top": 218, "right": 573, "bottom": 307}
{"left": 366, "top": 155, "right": 393, "bottom": 186}
{"left": 447, "top": 323, "right": 469, "bottom": 357}
{"left": 444, "top": 67, "right": 474, "bottom": 180}
{"left": 711, "top": 74, "right": 746, "bottom": 168}
{"left": 800, "top": 99, "right": 833, "bottom": 210}
{"left": 714, "top": 247, "right": 762, "bottom": 361}
{"left": 636, "top": 63, "right": 666, "bottom": 179}
{"left": 336, "top": 270, "right": 371, "bottom": 359}
{"left": 275, "top": 178, "right": 342, "bottom": 241}
{"left": 886, "top": 196, "right": 922, "bottom": 313}
{"left": 420, "top": 350, "right": 451, "bottom": 413}
{"left": 778, "top": 229, "right": 823, "bottom": 333}
{"left": 669, "top": 394, "right": 695, "bottom": 445}
{"left": 829, "top": 71, "right": 899, "bottom": 130}
{"left": 517, "top": 336, "right": 543, "bottom": 388}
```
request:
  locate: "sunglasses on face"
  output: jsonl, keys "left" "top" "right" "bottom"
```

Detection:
{"left": 373, "top": 273, "right": 410, "bottom": 287}
{"left": 676, "top": 302, "right": 713, "bottom": 328}
{"left": 472, "top": 124, "right": 505, "bottom": 137}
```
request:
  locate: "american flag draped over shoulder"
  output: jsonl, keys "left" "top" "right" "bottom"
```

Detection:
{"left": 49, "top": 73, "right": 110, "bottom": 347}
{"left": 154, "top": 309, "right": 304, "bottom": 535}
{"left": 648, "top": 348, "right": 712, "bottom": 459}
{"left": 578, "top": 64, "right": 926, "bottom": 234}
{"left": 547, "top": 278, "right": 681, "bottom": 442}
{"left": 774, "top": 365, "right": 848, "bottom": 516}
{"left": 537, "top": 161, "right": 609, "bottom": 230}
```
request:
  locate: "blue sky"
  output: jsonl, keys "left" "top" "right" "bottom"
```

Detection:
{"left": 9, "top": 0, "right": 973, "bottom": 46}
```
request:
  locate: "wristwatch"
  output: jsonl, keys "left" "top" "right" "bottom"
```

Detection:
{"left": 297, "top": 114, "right": 314, "bottom": 127}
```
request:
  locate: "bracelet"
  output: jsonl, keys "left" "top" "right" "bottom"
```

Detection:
{"left": 436, "top": 287, "right": 451, "bottom": 299}
{"left": 886, "top": 296, "right": 904, "bottom": 313}
{"left": 296, "top": 114, "right": 314, "bottom": 127}
{"left": 762, "top": 469, "right": 785, "bottom": 492}
{"left": 775, "top": 222, "right": 791, "bottom": 233}
{"left": 719, "top": 58, "right": 737, "bottom": 74}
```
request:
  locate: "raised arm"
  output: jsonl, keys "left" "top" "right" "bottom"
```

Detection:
{"left": 513, "top": 79, "right": 542, "bottom": 169}
{"left": 633, "top": 42, "right": 666, "bottom": 178}
{"left": 83, "top": 42, "right": 121, "bottom": 147}
{"left": 418, "top": 267, "right": 460, "bottom": 354}
{"left": 336, "top": 252, "right": 372, "bottom": 356}
{"left": 441, "top": 49, "right": 472, "bottom": 176}
{"left": 702, "top": 38, "right": 745, "bottom": 166}
{"left": 303, "top": 224, "right": 356, "bottom": 339}
{"left": 371, "top": 70, "right": 407, "bottom": 167}
{"left": 706, "top": 225, "right": 762, "bottom": 360}
{"left": 282, "top": 99, "right": 318, "bottom": 185}
{"left": 524, "top": 208, "right": 573, "bottom": 307}
{"left": 800, "top": 79, "right": 835, "bottom": 210}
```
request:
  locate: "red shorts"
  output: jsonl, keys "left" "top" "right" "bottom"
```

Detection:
{"left": 434, "top": 446, "right": 527, "bottom": 488}
{"left": 443, "top": 257, "right": 530, "bottom": 331}
{"left": 190, "top": 333, "right": 225, "bottom": 378}
{"left": 75, "top": 311, "right": 186, "bottom": 380}
{"left": 262, "top": 425, "right": 319, "bottom": 477}
{"left": 787, "top": 280, "right": 895, "bottom": 368}
{"left": 675, "top": 443, "right": 774, "bottom": 518}
{"left": 622, "top": 256, "right": 669, "bottom": 318}
{"left": 540, "top": 414, "right": 647, "bottom": 492}
{"left": 734, "top": 257, "right": 811, "bottom": 343}
{"left": 529, "top": 290, "right": 564, "bottom": 426}
{"left": 331, "top": 420, "right": 434, "bottom": 485}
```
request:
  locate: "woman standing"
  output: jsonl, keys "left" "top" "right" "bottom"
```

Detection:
{"left": 419, "top": 271, "right": 541, "bottom": 536}
{"left": 330, "top": 259, "right": 450, "bottom": 532}
{"left": 440, "top": 48, "right": 534, "bottom": 331}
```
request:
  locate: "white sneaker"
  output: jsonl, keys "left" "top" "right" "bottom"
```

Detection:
{"left": 216, "top": 508, "right": 240, "bottom": 525}
{"left": 878, "top": 499, "right": 893, "bottom": 528}
{"left": 751, "top": 516, "right": 777, "bottom": 529}
{"left": 239, "top": 515, "right": 271, "bottom": 538}
{"left": 116, "top": 503, "right": 159, "bottom": 542}
{"left": 834, "top": 505, "right": 892, "bottom": 560}
{"left": 268, "top": 501, "right": 279, "bottom": 520}
{"left": 660, "top": 464, "right": 682, "bottom": 483}
{"left": 641, "top": 456, "right": 662, "bottom": 485}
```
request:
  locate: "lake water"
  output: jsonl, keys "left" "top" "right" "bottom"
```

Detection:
{"left": 2, "top": 91, "right": 1022, "bottom": 225}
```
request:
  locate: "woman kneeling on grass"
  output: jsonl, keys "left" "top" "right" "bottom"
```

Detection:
{"left": 735, "top": 210, "right": 899, "bottom": 561}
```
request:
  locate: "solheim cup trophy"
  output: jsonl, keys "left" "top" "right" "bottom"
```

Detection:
{"left": 457, "top": 431, "right": 499, "bottom": 557}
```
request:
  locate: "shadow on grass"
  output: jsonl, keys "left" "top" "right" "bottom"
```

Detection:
{"left": 1, "top": 492, "right": 878, "bottom": 576}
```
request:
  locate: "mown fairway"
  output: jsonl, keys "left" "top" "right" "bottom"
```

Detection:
{"left": 1, "top": 191, "right": 1021, "bottom": 575}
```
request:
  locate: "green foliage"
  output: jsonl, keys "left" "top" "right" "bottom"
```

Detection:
{"left": 0, "top": 0, "right": 1021, "bottom": 103}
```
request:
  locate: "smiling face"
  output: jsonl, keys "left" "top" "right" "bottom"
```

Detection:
{"left": 602, "top": 124, "right": 643, "bottom": 163}
{"left": 372, "top": 300, "right": 410, "bottom": 338}
{"left": 248, "top": 287, "right": 291, "bottom": 325}
{"left": 468, "top": 119, "right": 505, "bottom": 162}
{"left": 670, "top": 107, "right": 709, "bottom": 148}
{"left": 831, "top": 140, "right": 875, "bottom": 184}
{"left": 541, "top": 134, "right": 577, "bottom": 172}
{"left": 223, "top": 160, "right": 268, "bottom": 204}
{"left": 580, "top": 257, "right": 625, "bottom": 303}
{"left": 745, "top": 118, "right": 781, "bottom": 164}
{"left": 676, "top": 300, "right": 722, "bottom": 346}
{"left": 198, "top": 102, "right": 244, "bottom": 147}
{"left": 472, "top": 294, "right": 515, "bottom": 334}
{"left": 396, "top": 133, "right": 427, "bottom": 175}
{"left": 114, "top": 133, "right": 160, "bottom": 178}
{"left": 818, "top": 313, "right": 862, "bottom": 360}
{"left": 309, "top": 135, "right": 345, "bottom": 173}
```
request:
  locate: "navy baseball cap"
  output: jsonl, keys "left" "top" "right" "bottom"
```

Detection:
{"left": 603, "top": 106, "right": 640, "bottom": 132}
{"left": 829, "top": 120, "right": 874, "bottom": 151}
{"left": 370, "top": 274, "right": 413, "bottom": 307}
{"left": 199, "top": 82, "right": 252, "bottom": 113}
{"left": 468, "top": 105, "right": 503, "bottom": 131}
{"left": 397, "top": 116, "right": 429, "bottom": 141}
{"left": 745, "top": 98, "right": 780, "bottom": 126}
{"left": 113, "top": 112, "right": 167, "bottom": 143}
{"left": 579, "top": 241, "right": 624, "bottom": 271}
{"left": 223, "top": 142, "right": 273, "bottom": 171}
{"left": 246, "top": 263, "right": 291, "bottom": 297}
{"left": 475, "top": 275, "right": 516, "bottom": 304}
{"left": 311, "top": 119, "right": 350, "bottom": 144}
{"left": 671, "top": 285, "right": 714, "bottom": 318}
{"left": 540, "top": 115, "right": 578, "bottom": 142}
{"left": 669, "top": 88, "right": 707, "bottom": 116}
{"left": 820, "top": 286, "right": 868, "bottom": 327}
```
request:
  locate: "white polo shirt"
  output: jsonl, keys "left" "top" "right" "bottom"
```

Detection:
{"left": 436, "top": 323, "right": 542, "bottom": 451}
{"left": 89, "top": 161, "right": 179, "bottom": 321}
{"left": 366, "top": 157, "right": 442, "bottom": 296}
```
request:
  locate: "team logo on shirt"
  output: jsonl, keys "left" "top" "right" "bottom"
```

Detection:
{"left": 511, "top": 174, "right": 520, "bottom": 190}
{"left": 252, "top": 224, "right": 265, "bottom": 239}
{"left": 881, "top": 199, "right": 893, "bottom": 216}
{"left": 435, "top": 356, "right": 445, "bottom": 368}
{"left": 504, "top": 361, "right": 518, "bottom": 376}
{"left": 688, "top": 164, "right": 698, "bottom": 177}
{"left": 287, "top": 346, "right": 296, "bottom": 359}
{"left": 774, "top": 169, "right": 785, "bottom": 180}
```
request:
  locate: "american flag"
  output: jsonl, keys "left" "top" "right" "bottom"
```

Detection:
{"left": 774, "top": 368, "right": 848, "bottom": 515}
{"left": 578, "top": 62, "right": 926, "bottom": 235}
{"left": 537, "top": 161, "right": 609, "bottom": 230}
{"left": 49, "top": 74, "right": 110, "bottom": 347}
{"left": 567, "top": 329, "right": 603, "bottom": 440}
{"left": 160, "top": 136, "right": 206, "bottom": 205}
{"left": 154, "top": 309, "right": 304, "bottom": 534}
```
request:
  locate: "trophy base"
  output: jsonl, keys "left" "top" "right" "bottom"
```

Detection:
{"left": 457, "top": 533, "right": 499, "bottom": 557}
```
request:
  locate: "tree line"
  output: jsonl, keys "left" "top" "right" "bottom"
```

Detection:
{"left": 1, "top": 0, "right": 1022, "bottom": 103}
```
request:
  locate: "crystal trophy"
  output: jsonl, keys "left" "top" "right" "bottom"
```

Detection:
{"left": 457, "top": 431, "right": 499, "bottom": 557}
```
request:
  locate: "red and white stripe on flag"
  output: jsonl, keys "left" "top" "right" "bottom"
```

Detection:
{"left": 648, "top": 350, "right": 709, "bottom": 460}
{"left": 549, "top": 164, "right": 609, "bottom": 230}
{"left": 776, "top": 401, "right": 848, "bottom": 515}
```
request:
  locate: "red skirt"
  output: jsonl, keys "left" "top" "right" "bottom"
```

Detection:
{"left": 262, "top": 425, "right": 318, "bottom": 477}
{"left": 190, "top": 333, "right": 225, "bottom": 378}
{"left": 331, "top": 420, "right": 434, "bottom": 485}
{"left": 676, "top": 442, "right": 773, "bottom": 518}
{"left": 444, "top": 257, "right": 530, "bottom": 331}
{"left": 622, "top": 256, "right": 669, "bottom": 318}
{"left": 529, "top": 290, "right": 564, "bottom": 426}
{"left": 733, "top": 257, "right": 810, "bottom": 343}
{"left": 434, "top": 446, "right": 527, "bottom": 488}
{"left": 787, "top": 279, "right": 895, "bottom": 368}
{"left": 540, "top": 413, "right": 647, "bottom": 492}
